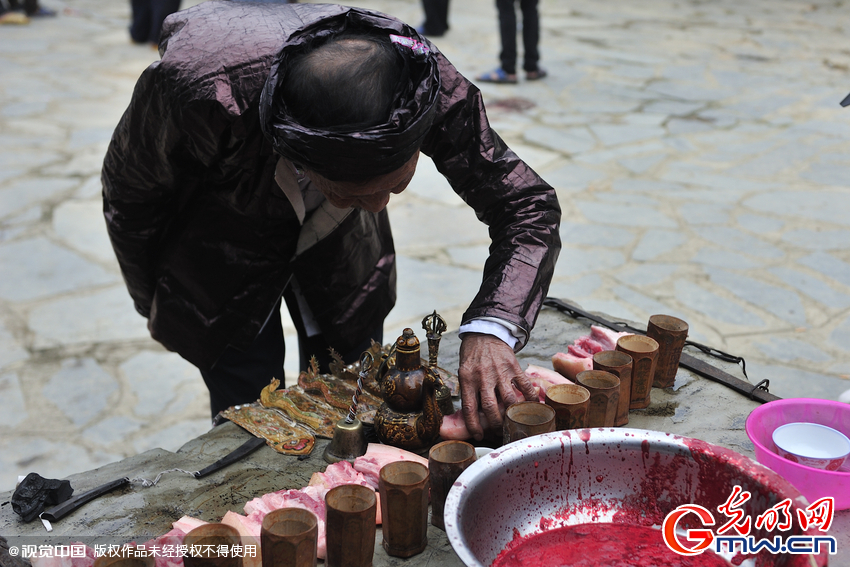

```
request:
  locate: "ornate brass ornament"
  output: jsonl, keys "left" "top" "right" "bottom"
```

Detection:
{"left": 374, "top": 315, "right": 448, "bottom": 452}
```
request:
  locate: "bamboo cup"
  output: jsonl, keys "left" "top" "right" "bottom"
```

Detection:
{"left": 325, "top": 484, "right": 377, "bottom": 567}
{"left": 592, "top": 350, "right": 633, "bottom": 426}
{"left": 503, "top": 401, "right": 556, "bottom": 444}
{"left": 261, "top": 507, "right": 318, "bottom": 567}
{"left": 429, "top": 440, "right": 477, "bottom": 530}
{"left": 576, "top": 370, "right": 620, "bottom": 427}
{"left": 183, "top": 523, "right": 243, "bottom": 567}
{"left": 379, "top": 461, "right": 429, "bottom": 558}
{"left": 646, "top": 314, "right": 689, "bottom": 389}
{"left": 544, "top": 384, "right": 590, "bottom": 430}
{"left": 616, "top": 335, "right": 659, "bottom": 409}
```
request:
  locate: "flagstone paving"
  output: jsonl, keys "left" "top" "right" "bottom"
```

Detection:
{"left": 1, "top": 0, "right": 849, "bottom": 493}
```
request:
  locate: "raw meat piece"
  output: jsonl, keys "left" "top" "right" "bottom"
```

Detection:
{"left": 525, "top": 364, "right": 573, "bottom": 401}
{"left": 352, "top": 443, "right": 429, "bottom": 489}
{"left": 141, "top": 527, "right": 191, "bottom": 567}
{"left": 439, "top": 409, "right": 492, "bottom": 440}
{"left": 308, "top": 461, "right": 383, "bottom": 524}
{"left": 221, "top": 511, "right": 261, "bottom": 567}
{"left": 566, "top": 344, "right": 593, "bottom": 358}
{"left": 243, "top": 486, "right": 328, "bottom": 559}
{"left": 438, "top": 398, "right": 514, "bottom": 440}
{"left": 243, "top": 495, "right": 272, "bottom": 516}
{"left": 319, "top": 460, "right": 372, "bottom": 490}
{"left": 589, "top": 325, "right": 631, "bottom": 351}
{"left": 553, "top": 327, "right": 633, "bottom": 381}
{"left": 573, "top": 335, "right": 605, "bottom": 356}
{"left": 31, "top": 555, "right": 70, "bottom": 567}
{"left": 69, "top": 547, "right": 96, "bottom": 567}
{"left": 171, "top": 515, "right": 206, "bottom": 534}
{"left": 552, "top": 352, "right": 593, "bottom": 381}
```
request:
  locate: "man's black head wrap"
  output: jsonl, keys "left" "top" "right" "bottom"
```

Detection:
{"left": 260, "top": 9, "right": 440, "bottom": 181}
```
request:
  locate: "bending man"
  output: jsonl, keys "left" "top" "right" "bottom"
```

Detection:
{"left": 102, "top": 1, "right": 561, "bottom": 441}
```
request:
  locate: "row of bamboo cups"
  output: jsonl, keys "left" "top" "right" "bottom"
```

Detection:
{"left": 91, "top": 440, "right": 479, "bottom": 567}
{"left": 503, "top": 314, "right": 690, "bottom": 436}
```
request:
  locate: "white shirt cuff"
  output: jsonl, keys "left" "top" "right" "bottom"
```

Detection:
{"left": 458, "top": 318, "right": 526, "bottom": 351}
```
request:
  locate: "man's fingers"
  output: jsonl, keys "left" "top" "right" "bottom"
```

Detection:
{"left": 461, "top": 384, "right": 483, "bottom": 441}
{"left": 497, "top": 377, "right": 519, "bottom": 408}
{"left": 480, "top": 390, "right": 504, "bottom": 431}
{"left": 513, "top": 372, "right": 538, "bottom": 401}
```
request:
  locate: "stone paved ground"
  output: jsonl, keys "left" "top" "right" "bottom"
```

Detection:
{"left": 1, "top": 0, "right": 849, "bottom": 493}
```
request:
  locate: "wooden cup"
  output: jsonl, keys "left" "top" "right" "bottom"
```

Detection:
{"left": 544, "top": 384, "right": 590, "bottom": 430}
{"left": 592, "top": 350, "right": 633, "bottom": 426}
{"left": 576, "top": 370, "right": 620, "bottom": 428}
{"left": 616, "top": 334, "right": 659, "bottom": 410}
{"left": 325, "top": 484, "right": 377, "bottom": 567}
{"left": 503, "top": 401, "right": 556, "bottom": 444}
{"left": 379, "top": 461, "right": 430, "bottom": 558}
{"left": 261, "top": 507, "right": 318, "bottom": 567}
{"left": 428, "top": 440, "right": 477, "bottom": 530}
{"left": 646, "top": 314, "right": 689, "bottom": 389}
{"left": 183, "top": 523, "right": 243, "bottom": 567}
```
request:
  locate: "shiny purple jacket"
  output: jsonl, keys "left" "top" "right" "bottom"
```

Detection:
{"left": 102, "top": 1, "right": 561, "bottom": 370}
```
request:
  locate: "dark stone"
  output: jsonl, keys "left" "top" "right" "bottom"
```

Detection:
{"left": 10, "top": 473, "right": 73, "bottom": 523}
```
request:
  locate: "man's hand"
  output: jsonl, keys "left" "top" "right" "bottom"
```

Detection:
{"left": 458, "top": 333, "right": 537, "bottom": 441}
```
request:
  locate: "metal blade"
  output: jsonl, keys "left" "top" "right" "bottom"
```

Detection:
{"left": 40, "top": 477, "right": 129, "bottom": 523}
{"left": 193, "top": 435, "right": 266, "bottom": 478}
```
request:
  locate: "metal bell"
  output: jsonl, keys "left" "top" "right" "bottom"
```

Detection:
{"left": 323, "top": 351, "right": 373, "bottom": 463}
{"left": 323, "top": 417, "right": 368, "bottom": 463}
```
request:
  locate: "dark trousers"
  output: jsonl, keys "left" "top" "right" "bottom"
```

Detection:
{"left": 200, "top": 292, "right": 383, "bottom": 419}
{"left": 422, "top": 0, "right": 450, "bottom": 36}
{"left": 496, "top": 0, "right": 540, "bottom": 74}
{"left": 129, "top": 0, "right": 181, "bottom": 45}
{"left": 5, "top": 0, "right": 38, "bottom": 15}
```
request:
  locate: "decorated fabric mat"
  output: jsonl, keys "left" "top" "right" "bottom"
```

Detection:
{"left": 298, "top": 356, "right": 384, "bottom": 416}
{"left": 260, "top": 379, "right": 342, "bottom": 438}
{"left": 220, "top": 403, "right": 314, "bottom": 455}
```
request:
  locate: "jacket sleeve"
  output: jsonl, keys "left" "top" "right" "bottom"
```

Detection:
{"left": 421, "top": 53, "right": 562, "bottom": 349}
{"left": 101, "top": 61, "right": 228, "bottom": 317}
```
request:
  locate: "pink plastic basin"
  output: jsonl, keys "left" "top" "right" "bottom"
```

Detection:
{"left": 746, "top": 398, "right": 850, "bottom": 510}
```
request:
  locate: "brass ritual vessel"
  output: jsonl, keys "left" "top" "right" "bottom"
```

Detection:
{"left": 374, "top": 312, "right": 450, "bottom": 453}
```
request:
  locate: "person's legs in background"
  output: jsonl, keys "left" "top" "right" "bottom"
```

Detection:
{"left": 5, "top": 0, "right": 53, "bottom": 16}
{"left": 496, "top": 0, "right": 517, "bottom": 76}
{"left": 130, "top": 0, "right": 180, "bottom": 46}
{"left": 148, "top": 0, "right": 180, "bottom": 45}
{"left": 420, "top": 0, "right": 450, "bottom": 37}
{"left": 200, "top": 300, "right": 286, "bottom": 419}
{"left": 519, "top": 0, "right": 546, "bottom": 79}
{"left": 519, "top": 0, "right": 539, "bottom": 73}
{"left": 129, "top": 0, "right": 153, "bottom": 44}
{"left": 478, "top": 0, "right": 518, "bottom": 83}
